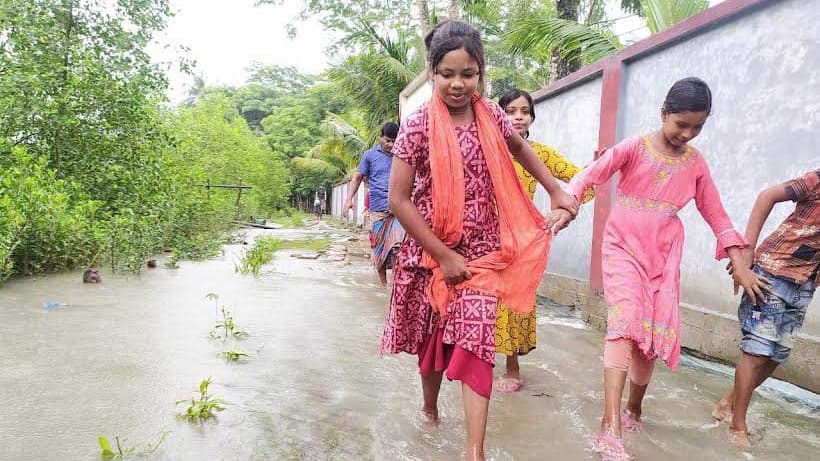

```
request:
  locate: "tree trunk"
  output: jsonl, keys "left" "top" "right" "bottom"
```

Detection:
{"left": 448, "top": 0, "right": 460, "bottom": 20}
{"left": 54, "top": 0, "right": 75, "bottom": 175}
{"left": 551, "top": 0, "right": 582, "bottom": 80}
{"left": 416, "top": 0, "right": 431, "bottom": 37}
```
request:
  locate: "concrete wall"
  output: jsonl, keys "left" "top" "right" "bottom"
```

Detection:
{"left": 531, "top": 78, "right": 602, "bottom": 280}
{"left": 617, "top": 0, "right": 820, "bottom": 333}
{"left": 331, "top": 180, "right": 367, "bottom": 227}
{"left": 527, "top": 0, "right": 819, "bottom": 391}
{"left": 400, "top": 73, "right": 432, "bottom": 121}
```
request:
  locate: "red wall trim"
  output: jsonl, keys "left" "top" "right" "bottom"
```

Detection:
{"left": 589, "top": 58, "right": 622, "bottom": 292}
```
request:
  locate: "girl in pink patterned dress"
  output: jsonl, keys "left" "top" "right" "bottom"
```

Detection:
{"left": 558, "top": 77, "right": 767, "bottom": 460}
{"left": 380, "top": 21, "right": 578, "bottom": 461}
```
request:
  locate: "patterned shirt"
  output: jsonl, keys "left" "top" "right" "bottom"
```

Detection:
{"left": 513, "top": 141, "right": 594, "bottom": 202}
{"left": 756, "top": 169, "right": 820, "bottom": 284}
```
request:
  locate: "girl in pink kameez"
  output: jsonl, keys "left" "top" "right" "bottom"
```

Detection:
{"left": 557, "top": 78, "right": 767, "bottom": 460}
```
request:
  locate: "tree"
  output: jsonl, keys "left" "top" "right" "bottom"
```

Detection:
{"left": 505, "top": 0, "right": 709, "bottom": 74}
{"left": 173, "top": 94, "right": 291, "bottom": 213}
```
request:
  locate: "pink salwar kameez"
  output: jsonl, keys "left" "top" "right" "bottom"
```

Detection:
{"left": 569, "top": 136, "right": 746, "bottom": 369}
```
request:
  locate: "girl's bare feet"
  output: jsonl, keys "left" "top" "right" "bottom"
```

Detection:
{"left": 712, "top": 395, "right": 734, "bottom": 421}
{"left": 728, "top": 428, "right": 752, "bottom": 449}
{"left": 421, "top": 405, "right": 439, "bottom": 425}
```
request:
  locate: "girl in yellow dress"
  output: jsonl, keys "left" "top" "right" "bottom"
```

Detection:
{"left": 495, "top": 89, "right": 593, "bottom": 392}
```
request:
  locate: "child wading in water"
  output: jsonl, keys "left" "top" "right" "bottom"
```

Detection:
{"left": 380, "top": 21, "right": 578, "bottom": 461}
{"left": 495, "top": 89, "right": 594, "bottom": 392}
{"left": 713, "top": 169, "right": 819, "bottom": 448}
{"left": 557, "top": 77, "right": 767, "bottom": 460}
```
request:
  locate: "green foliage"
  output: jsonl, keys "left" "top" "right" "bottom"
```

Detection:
{"left": 0, "top": 148, "right": 103, "bottom": 278}
{"left": 0, "top": 0, "right": 249, "bottom": 281}
{"left": 176, "top": 378, "right": 227, "bottom": 421}
{"left": 236, "top": 236, "right": 281, "bottom": 276}
{"left": 172, "top": 93, "right": 291, "bottom": 215}
{"left": 504, "top": 0, "right": 709, "bottom": 69}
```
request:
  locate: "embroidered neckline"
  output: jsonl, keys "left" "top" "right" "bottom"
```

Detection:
{"left": 642, "top": 136, "right": 692, "bottom": 164}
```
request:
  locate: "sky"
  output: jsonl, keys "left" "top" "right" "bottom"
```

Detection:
{"left": 148, "top": 0, "right": 335, "bottom": 104}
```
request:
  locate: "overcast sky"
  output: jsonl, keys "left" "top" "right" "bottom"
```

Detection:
{"left": 148, "top": 0, "right": 335, "bottom": 103}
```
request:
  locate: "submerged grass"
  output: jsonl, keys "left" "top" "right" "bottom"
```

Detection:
{"left": 237, "top": 236, "right": 331, "bottom": 275}
{"left": 236, "top": 236, "right": 280, "bottom": 276}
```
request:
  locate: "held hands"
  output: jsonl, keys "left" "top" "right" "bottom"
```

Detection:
{"left": 547, "top": 209, "right": 573, "bottom": 235}
{"left": 439, "top": 249, "right": 472, "bottom": 286}
{"left": 726, "top": 248, "right": 769, "bottom": 305}
{"left": 547, "top": 189, "right": 580, "bottom": 234}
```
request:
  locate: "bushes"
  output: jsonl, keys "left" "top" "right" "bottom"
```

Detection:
{"left": 0, "top": 148, "right": 103, "bottom": 279}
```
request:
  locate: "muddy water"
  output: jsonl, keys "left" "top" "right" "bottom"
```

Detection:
{"left": 0, "top": 226, "right": 817, "bottom": 461}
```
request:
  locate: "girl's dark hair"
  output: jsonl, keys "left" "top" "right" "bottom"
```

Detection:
{"left": 663, "top": 77, "right": 712, "bottom": 114}
{"left": 424, "top": 20, "right": 485, "bottom": 80}
{"left": 498, "top": 89, "right": 535, "bottom": 121}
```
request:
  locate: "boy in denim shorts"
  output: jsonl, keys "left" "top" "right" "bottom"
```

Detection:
{"left": 713, "top": 169, "right": 819, "bottom": 447}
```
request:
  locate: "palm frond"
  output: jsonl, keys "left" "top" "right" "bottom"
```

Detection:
{"left": 328, "top": 51, "right": 414, "bottom": 138}
{"left": 505, "top": 17, "right": 621, "bottom": 64}
{"left": 641, "top": 0, "right": 709, "bottom": 33}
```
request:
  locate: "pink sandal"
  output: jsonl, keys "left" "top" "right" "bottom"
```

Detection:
{"left": 590, "top": 430, "right": 633, "bottom": 461}
{"left": 621, "top": 409, "right": 642, "bottom": 433}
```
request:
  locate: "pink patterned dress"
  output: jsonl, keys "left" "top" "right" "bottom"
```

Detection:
{"left": 569, "top": 136, "right": 746, "bottom": 369}
{"left": 379, "top": 100, "right": 514, "bottom": 397}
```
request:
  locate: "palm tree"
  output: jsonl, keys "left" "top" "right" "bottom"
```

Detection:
{"left": 327, "top": 19, "right": 422, "bottom": 140}
{"left": 505, "top": 0, "right": 709, "bottom": 72}
{"left": 306, "top": 113, "right": 367, "bottom": 178}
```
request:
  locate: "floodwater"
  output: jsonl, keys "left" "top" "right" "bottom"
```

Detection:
{"left": 0, "top": 224, "right": 817, "bottom": 461}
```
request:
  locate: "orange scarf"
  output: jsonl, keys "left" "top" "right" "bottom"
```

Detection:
{"left": 424, "top": 92, "right": 552, "bottom": 317}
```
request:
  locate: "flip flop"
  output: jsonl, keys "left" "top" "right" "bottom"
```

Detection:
{"left": 621, "top": 409, "right": 642, "bottom": 433}
{"left": 494, "top": 376, "right": 523, "bottom": 393}
{"left": 589, "top": 430, "right": 633, "bottom": 461}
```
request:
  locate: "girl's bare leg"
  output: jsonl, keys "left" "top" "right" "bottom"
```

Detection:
{"left": 421, "top": 371, "right": 444, "bottom": 423}
{"left": 602, "top": 368, "right": 628, "bottom": 437}
{"left": 462, "top": 383, "right": 489, "bottom": 461}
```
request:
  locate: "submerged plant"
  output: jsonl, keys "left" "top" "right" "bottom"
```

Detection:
{"left": 236, "top": 236, "right": 280, "bottom": 276}
{"left": 210, "top": 307, "right": 248, "bottom": 340}
{"left": 176, "top": 378, "right": 226, "bottom": 421}
{"left": 98, "top": 432, "right": 168, "bottom": 460}
{"left": 217, "top": 349, "right": 249, "bottom": 362}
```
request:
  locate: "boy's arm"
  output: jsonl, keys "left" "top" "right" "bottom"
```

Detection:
{"left": 727, "top": 181, "right": 792, "bottom": 304}
{"left": 740, "top": 183, "right": 792, "bottom": 262}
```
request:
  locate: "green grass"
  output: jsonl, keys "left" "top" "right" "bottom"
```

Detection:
{"left": 270, "top": 209, "right": 310, "bottom": 229}
{"left": 279, "top": 238, "right": 330, "bottom": 252}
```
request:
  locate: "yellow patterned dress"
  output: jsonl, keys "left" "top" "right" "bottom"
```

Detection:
{"left": 495, "top": 141, "right": 593, "bottom": 356}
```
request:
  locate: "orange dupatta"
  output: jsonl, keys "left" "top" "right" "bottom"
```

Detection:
{"left": 424, "top": 92, "right": 552, "bottom": 317}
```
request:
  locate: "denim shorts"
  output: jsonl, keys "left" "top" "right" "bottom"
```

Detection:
{"left": 737, "top": 266, "right": 816, "bottom": 363}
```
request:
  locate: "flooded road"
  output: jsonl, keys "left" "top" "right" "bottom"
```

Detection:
{"left": 0, "top": 224, "right": 817, "bottom": 460}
